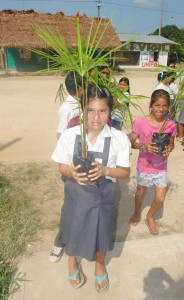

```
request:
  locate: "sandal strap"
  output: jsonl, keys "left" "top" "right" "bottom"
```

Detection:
{"left": 68, "top": 266, "right": 80, "bottom": 281}
{"left": 95, "top": 273, "right": 108, "bottom": 284}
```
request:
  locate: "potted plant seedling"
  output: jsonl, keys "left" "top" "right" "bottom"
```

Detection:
{"left": 152, "top": 69, "right": 184, "bottom": 156}
{"left": 152, "top": 120, "right": 171, "bottom": 156}
{"left": 30, "top": 17, "right": 143, "bottom": 185}
{"left": 29, "top": 17, "right": 122, "bottom": 186}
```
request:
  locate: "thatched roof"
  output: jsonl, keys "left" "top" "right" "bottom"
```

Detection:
{"left": 0, "top": 10, "right": 120, "bottom": 49}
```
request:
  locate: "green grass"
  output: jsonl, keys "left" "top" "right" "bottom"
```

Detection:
{"left": 0, "top": 162, "right": 64, "bottom": 299}
{"left": 0, "top": 261, "right": 25, "bottom": 300}
{"left": 0, "top": 172, "right": 41, "bottom": 299}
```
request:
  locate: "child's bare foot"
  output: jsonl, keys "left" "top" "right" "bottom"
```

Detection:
{"left": 129, "top": 214, "right": 140, "bottom": 226}
{"left": 145, "top": 217, "right": 159, "bottom": 235}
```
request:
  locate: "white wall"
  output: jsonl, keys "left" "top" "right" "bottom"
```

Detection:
{"left": 158, "top": 51, "right": 168, "bottom": 66}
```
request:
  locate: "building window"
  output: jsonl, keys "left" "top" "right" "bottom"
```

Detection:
{"left": 19, "top": 49, "right": 31, "bottom": 60}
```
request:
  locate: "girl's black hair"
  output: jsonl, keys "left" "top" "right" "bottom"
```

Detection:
{"left": 65, "top": 71, "right": 84, "bottom": 95}
{"left": 157, "top": 71, "right": 168, "bottom": 82}
{"left": 157, "top": 71, "right": 175, "bottom": 82}
{"left": 119, "top": 77, "right": 130, "bottom": 93}
{"left": 87, "top": 84, "right": 113, "bottom": 113}
{"left": 98, "top": 65, "right": 110, "bottom": 72}
{"left": 149, "top": 89, "right": 170, "bottom": 110}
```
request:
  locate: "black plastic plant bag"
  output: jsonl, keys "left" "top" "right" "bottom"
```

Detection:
{"left": 73, "top": 152, "right": 99, "bottom": 187}
{"left": 152, "top": 132, "right": 171, "bottom": 156}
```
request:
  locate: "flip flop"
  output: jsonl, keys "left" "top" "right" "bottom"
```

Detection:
{"left": 95, "top": 273, "right": 109, "bottom": 293}
{"left": 145, "top": 219, "right": 159, "bottom": 235}
{"left": 68, "top": 265, "right": 84, "bottom": 289}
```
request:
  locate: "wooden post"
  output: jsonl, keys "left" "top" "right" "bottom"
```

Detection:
{"left": 2, "top": 47, "right": 8, "bottom": 73}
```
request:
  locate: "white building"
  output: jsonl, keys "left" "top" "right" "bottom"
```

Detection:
{"left": 116, "top": 34, "right": 178, "bottom": 68}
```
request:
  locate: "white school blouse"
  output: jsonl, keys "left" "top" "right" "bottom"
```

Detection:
{"left": 52, "top": 124, "right": 131, "bottom": 182}
{"left": 57, "top": 94, "right": 80, "bottom": 134}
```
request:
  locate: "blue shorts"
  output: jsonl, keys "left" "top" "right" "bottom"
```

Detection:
{"left": 137, "top": 171, "right": 167, "bottom": 187}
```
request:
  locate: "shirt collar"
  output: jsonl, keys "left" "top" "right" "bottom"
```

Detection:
{"left": 66, "top": 94, "right": 78, "bottom": 103}
{"left": 97, "top": 124, "right": 113, "bottom": 138}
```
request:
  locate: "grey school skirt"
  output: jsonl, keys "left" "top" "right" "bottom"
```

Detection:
{"left": 61, "top": 178, "right": 115, "bottom": 261}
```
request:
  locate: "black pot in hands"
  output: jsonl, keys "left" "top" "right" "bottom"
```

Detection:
{"left": 152, "top": 132, "right": 171, "bottom": 156}
{"left": 73, "top": 152, "right": 99, "bottom": 188}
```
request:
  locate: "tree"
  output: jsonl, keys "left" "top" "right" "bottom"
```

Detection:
{"left": 151, "top": 25, "right": 184, "bottom": 62}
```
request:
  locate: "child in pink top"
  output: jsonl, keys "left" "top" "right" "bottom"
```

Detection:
{"left": 129, "top": 89, "right": 177, "bottom": 234}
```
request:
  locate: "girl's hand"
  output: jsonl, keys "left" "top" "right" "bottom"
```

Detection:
{"left": 143, "top": 143, "right": 158, "bottom": 154}
{"left": 70, "top": 164, "right": 88, "bottom": 185}
{"left": 88, "top": 161, "right": 105, "bottom": 181}
{"left": 162, "top": 144, "right": 172, "bottom": 157}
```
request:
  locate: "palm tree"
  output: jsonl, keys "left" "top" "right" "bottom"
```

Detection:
{"left": 30, "top": 17, "right": 132, "bottom": 160}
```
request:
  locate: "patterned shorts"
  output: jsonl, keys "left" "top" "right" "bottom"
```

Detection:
{"left": 137, "top": 171, "right": 167, "bottom": 187}
{"left": 178, "top": 106, "right": 184, "bottom": 124}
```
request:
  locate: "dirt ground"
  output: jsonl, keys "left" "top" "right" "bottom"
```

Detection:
{"left": 0, "top": 70, "right": 153, "bottom": 163}
{"left": 1, "top": 70, "right": 184, "bottom": 250}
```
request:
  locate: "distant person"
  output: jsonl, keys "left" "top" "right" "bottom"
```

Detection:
{"left": 66, "top": 66, "right": 115, "bottom": 129}
{"left": 111, "top": 77, "right": 130, "bottom": 130}
{"left": 56, "top": 71, "right": 84, "bottom": 139}
{"left": 88, "top": 66, "right": 110, "bottom": 82}
{"left": 98, "top": 65, "right": 110, "bottom": 79}
{"left": 129, "top": 89, "right": 177, "bottom": 234}
{"left": 168, "top": 61, "right": 176, "bottom": 69}
{"left": 176, "top": 78, "right": 184, "bottom": 144}
{"left": 155, "top": 71, "right": 177, "bottom": 120}
{"left": 97, "top": 65, "right": 116, "bottom": 89}
{"left": 168, "top": 63, "right": 178, "bottom": 100}
{"left": 51, "top": 84, "right": 130, "bottom": 292}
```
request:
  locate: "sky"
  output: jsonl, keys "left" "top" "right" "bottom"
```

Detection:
{"left": 0, "top": 0, "right": 183, "bottom": 34}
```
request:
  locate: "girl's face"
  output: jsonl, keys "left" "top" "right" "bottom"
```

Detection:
{"left": 87, "top": 98, "right": 110, "bottom": 132}
{"left": 119, "top": 81, "right": 128, "bottom": 91}
{"left": 101, "top": 68, "right": 110, "bottom": 78}
{"left": 150, "top": 97, "right": 169, "bottom": 120}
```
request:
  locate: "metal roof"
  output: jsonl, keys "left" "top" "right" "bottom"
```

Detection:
{"left": 118, "top": 34, "right": 179, "bottom": 45}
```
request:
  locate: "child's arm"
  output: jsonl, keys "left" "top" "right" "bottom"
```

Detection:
{"left": 130, "top": 132, "right": 147, "bottom": 149}
{"left": 163, "top": 136, "right": 175, "bottom": 156}
{"left": 130, "top": 132, "right": 158, "bottom": 153}
{"left": 168, "top": 136, "right": 175, "bottom": 152}
{"left": 113, "top": 98, "right": 126, "bottom": 108}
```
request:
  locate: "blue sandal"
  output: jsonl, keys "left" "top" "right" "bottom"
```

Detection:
{"left": 68, "top": 265, "right": 84, "bottom": 289}
{"left": 95, "top": 273, "right": 109, "bottom": 293}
